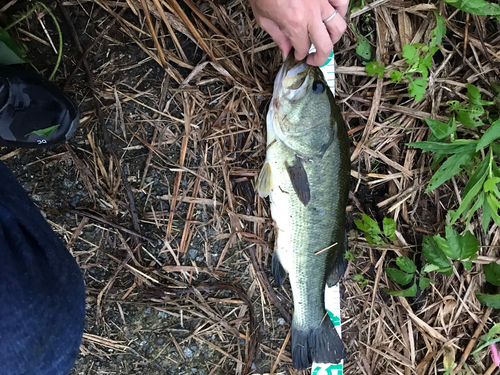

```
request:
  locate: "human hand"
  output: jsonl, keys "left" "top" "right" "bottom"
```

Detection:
{"left": 249, "top": 0, "right": 348, "bottom": 66}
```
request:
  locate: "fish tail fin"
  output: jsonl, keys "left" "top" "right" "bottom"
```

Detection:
{"left": 292, "top": 318, "right": 346, "bottom": 370}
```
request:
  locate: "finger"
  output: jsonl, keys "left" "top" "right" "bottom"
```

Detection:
{"left": 259, "top": 17, "right": 293, "bottom": 56}
{"left": 288, "top": 29, "right": 312, "bottom": 61}
{"left": 324, "top": 11, "right": 347, "bottom": 45}
{"left": 306, "top": 18, "right": 333, "bottom": 66}
{"left": 327, "top": 0, "right": 348, "bottom": 17}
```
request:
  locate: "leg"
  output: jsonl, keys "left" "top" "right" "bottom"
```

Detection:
{"left": 0, "top": 161, "right": 85, "bottom": 375}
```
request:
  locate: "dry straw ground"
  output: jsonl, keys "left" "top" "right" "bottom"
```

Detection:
{"left": 1, "top": 0, "right": 500, "bottom": 374}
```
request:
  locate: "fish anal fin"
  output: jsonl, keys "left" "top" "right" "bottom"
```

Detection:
{"left": 256, "top": 162, "right": 272, "bottom": 197}
{"left": 286, "top": 157, "right": 310, "bottom": 206}
{"left": 326, "top": 231, "right": 348, "bottom": 288}
{"left": 272, "top": 250, "right": 287, "bottom": 286}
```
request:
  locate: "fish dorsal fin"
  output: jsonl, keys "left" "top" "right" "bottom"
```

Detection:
{"left": 286, "top": 157, "right": 310, "bottom": 206}
{"left": 256, "top": 162, "right": 273, "bottom": 197}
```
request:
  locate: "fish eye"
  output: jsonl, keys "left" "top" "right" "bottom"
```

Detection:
{"left": 312, "top": 81, "right": 325, "bottom": 94}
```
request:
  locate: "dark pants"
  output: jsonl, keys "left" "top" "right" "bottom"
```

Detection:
{"left": 0, "top": 161, "right": 85, "bottom": 375}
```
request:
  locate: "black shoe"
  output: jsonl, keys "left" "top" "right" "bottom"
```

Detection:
{"left": 0, "top": 65, "right": 79, "bottom": 148}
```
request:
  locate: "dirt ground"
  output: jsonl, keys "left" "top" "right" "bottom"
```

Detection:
{"left": 2, "top": 0, "right": 500, "bottom": 375}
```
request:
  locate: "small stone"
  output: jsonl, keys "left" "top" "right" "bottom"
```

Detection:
{"left": 191, "top": 368, "right": 197, "bottom": 373}
{"left": 31, "top": 194, "right": 41, "bottom": 202}
{"left": 190, "top": 345, "right": 198, "bottom": 352}
{"left": 144, "top": 307, "right": 152, "bottom": 315}
{"left": 63, "top": 179, "right": 74, "bottom": 188}
{"left": 188, "top": 249, "right": 198, "bottom": 260}
{"left": 183, "top": 348, "right": 193, "bottom": 358}
{"left": 70, "top": 195, "right": 80, "bottom": 207}
{"left": 155, "top": 337, "right": 166, "bottom": 346}
{"left": 277, "top": 318, "right": 285, "bottom": 325}
{"left": 116, "top": 354, "right": 125, "bottom": 362}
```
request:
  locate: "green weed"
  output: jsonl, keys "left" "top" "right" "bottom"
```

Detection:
{"left": 409, "top": 84, "right": 500, "bottom": 233}
{"left": 365, "top": 12, "right": 445, "bottom": 102}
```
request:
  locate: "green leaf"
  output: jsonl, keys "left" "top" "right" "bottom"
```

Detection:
{"left": 25, "top": 124, "right": 60, "bottom": 137}
{"left": 345, "top": 251, "right": 355, "bottom": 261}
{"left": 356, "top": 36, "right": 372, "bottom": 61}
{"left": 386, "top": 268, "right": 414, "bottom": 285}
{"left": 426, "top": 147, "right": 476, "bottom": 192}
{"left": 476, "top": 118, "right": 500, "bottom": 151}
{"left": 484, "top": 262, "right": 500, "bottom": 286}
{"left": 355, "top": 214, "right": 380, "bottom": 233}
{"left": 355, "top": 214, "right": 383, "bottom": 244}
{"left": 434, "top": 233, "right": 451, "bottom": 254}
{"left": 402, "top": 44, "right": 417, "bottom": 62}
{"left": 353, "top": 273, "right": 369, "bottom": 288}
{"left": 390, "top": 71, "right": 404, "bottom": 83}
{"left": 461, "top": 105, "right": 485, "bottom": 127}
{"left": 462, "top": 260, "right": 472, "bottom": 270}
{"left": 484, "top": 177, "right": 500, "bottom": 199}
{"left": 484, "top": 323, "right": 500, "bottom": 341}
{"left": 366, "top": 61, "right": 385, "bottom": 78}
{"left": 424, "top": 117, "right": 456, "bottom": 140}
{"left": 437, "top": 266, "right": 454, "bottom": 276}
{"left": 483, "top": 196, "right": 493, "bottom": 233}
{"left": 408, "top": 140, "right": 476, "bottom": 154}
{"left": 486, "top": 193, "right": 500, "bottom": 227}
{"left": 385, "top": 282, "right": 417, "bottom": 297}
{"left": 466, "top": 84, "right": 494, "bottom": 106}
{"left": 0, "top": 41, "right": 26, "bottom": 65}
{"left": 421, "top": 263, "right": 442, "bottom": 274}
{"left": 444, "top": 0, "right": 500, "bottom": 16}
{"left": 0, "top": 27, "right": 27, "bottom": 65}
{"left": 396, "top": 256, "right": 417, "bottom": 274}
{"left": 409, "top": 78, "right": 427, "bottom": 102}
{"left": 430, "top": 12, "right": 446, "bottom": 48}
{"left": 466, "top": 194, "right": 485, "bottom": 227}
{"left": 438, "top": 227, "right": 478, "bottom": 260}
{"left": 422, "top": 235, "right": 452, "bottom": 268}
{"left": 460, "top": 231, "right": 479, "bottom": 259}
{"left": 419, "top": 277, "right": 433, "bottom": 290}
{"left": 451, "top": 157, "right": 488, "bottom": 223}
{"left": 476, "top": 292, "right": 500, "bottom": 308}
{"left": 383, "top": 217, "right": 396, "bottom": 241}
{"left": 492, "top": 83, "right": 500, "bottom": 95}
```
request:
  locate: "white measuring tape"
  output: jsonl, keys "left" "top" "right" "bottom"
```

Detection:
{"left": 311, "top": 47, "right": 344, "bottom": 375}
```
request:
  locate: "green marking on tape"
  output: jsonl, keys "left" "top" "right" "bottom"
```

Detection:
{"left": 327, "top": 310, "right": 341, "bottom": 326}
{"left": 312, "top": 364, "right": 343, "bottom": 375}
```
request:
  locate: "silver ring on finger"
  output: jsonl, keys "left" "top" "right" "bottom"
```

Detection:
{"left": 323, "top": 10, "right": 338, "bottom": 23}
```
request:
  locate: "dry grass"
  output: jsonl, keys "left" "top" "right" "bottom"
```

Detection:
{"left": 1, "top": 0, "right": 500, "bottom": 374}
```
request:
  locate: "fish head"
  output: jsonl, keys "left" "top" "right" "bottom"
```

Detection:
{"left": 270, "top": 52, "right": 340, "bottom": 158}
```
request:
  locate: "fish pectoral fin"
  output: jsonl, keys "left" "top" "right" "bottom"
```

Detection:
{"left": 272, "top": 250, "right": 287, "bottom": 286}
{"left": 285, "top": 157, "right": 310, "bottom": 206}
{"left": 326, "top": 231, "right": 348, "bottom": 287}
{"left": 256, "top": 162, "right": 273, "bottom": 197}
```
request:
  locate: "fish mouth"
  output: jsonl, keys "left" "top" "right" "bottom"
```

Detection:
{"left": 274, "top": 52, "right": 311, "bottom": 101}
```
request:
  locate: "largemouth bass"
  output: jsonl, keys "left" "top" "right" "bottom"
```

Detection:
{"left": 256, "top": 54, "right": 350, "bottom": 370}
